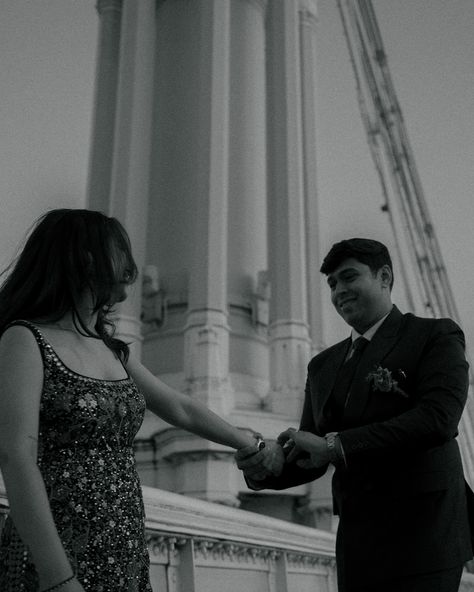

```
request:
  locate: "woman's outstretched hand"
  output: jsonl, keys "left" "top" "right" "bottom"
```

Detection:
{"left": 235, "top": 441, "right": 285, "bottom": 480}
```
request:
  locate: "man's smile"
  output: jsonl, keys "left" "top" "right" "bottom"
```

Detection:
{"left": 338, "top": 297, "right": 357, "bottom": 311}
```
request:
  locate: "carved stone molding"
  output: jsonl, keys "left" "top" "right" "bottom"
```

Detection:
{"left": 194, "top": 539, "right": 280, "bottom": 564}
{"left": 286, "top": 552, "right": 336, "bottom": 569}
{"left": 96, "top": 0, "right": 122, "bottom": 15}
{"left": 147, "top": 534, "right": 187, "bottom": 559}
{"left": 146, "top": 533, "right": 284, "bottom": 566}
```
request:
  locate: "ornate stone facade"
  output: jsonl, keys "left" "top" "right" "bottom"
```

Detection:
{"left": 88, "top": 0, "right": 332, "bottom": 526}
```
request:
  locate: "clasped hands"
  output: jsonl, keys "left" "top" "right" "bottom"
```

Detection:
{"left": 235, "top": 428, "right": 329, "bottom": 481}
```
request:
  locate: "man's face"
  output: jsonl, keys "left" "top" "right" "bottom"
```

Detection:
{"left": 327, "top": 258, "right": 392, "bottom": 333}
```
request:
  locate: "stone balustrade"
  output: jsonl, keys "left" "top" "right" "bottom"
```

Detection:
{"left": 2, "top": 481, "right": 474, "bottom": 591}
{"left": 142, "top": 485, "right": 337, "bottom": 591}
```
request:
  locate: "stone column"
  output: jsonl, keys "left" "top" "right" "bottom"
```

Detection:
{"left": 87, "top": 0, "right": 123, "bottom": 212}
{"left": 266, "top": 0, "right": 312, "bottom": 417}
{"left": 296, "top": 0, "right": 335, "bottom": 532}
{"left": 226, "top": 0, "right": 269, "bottom": 410}
{"left": 299, "top": 0, "right": 325, "bottom": 355}
{"left": 108, "top": 0, "right": 157, "bottom": 353}
{"left": 227, "top": 0, "right": 267, "bottom": 302}
{"left": 183, "top": 0, "right": 232, "bottom": 414}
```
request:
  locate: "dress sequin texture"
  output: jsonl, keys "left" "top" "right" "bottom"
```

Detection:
{"left": 0, "top": 321, "right": 152, "bottom": 591}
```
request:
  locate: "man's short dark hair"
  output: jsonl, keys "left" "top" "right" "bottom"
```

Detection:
{"left": 320, "top": 238, "right": 393, "bottom": 288}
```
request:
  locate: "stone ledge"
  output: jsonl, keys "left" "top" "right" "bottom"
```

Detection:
{"left": 142, "top": 485, "right": 335, "bottom": 558}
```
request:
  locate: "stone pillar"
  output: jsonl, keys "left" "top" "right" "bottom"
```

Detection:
{"left": 227, "top": 0, "right": 269, "bottom": 410}
{"left": 108, "top": 0, "right": 157, "bottom": 353}
{"left": 183, "top": 0, "right": 232, "bottom": 414}
{"left": 296, "top": 0, "right": 335, "bottom": 532}
{"left": 299, "top": 0, "right": 325, "bottom": 355}
{"left": 266, "top": 0, "right": 312, "bottom": 417}
{"left": 87, "top": 0, "right": 123, "bottom": 212}
{"left": 227, "top": 0, "right": 267, "bottom": 302}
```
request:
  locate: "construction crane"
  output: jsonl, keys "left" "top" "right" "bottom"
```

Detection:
{"left": 335, "top": 0, "right": 474, "bottom": 483}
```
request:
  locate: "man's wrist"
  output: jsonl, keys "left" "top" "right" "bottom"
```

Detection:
{"left": 325, "top": 432, "right": 344, "bottom": 465}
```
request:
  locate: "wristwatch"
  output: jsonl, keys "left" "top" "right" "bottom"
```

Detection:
{"left": 325, "top": 432, "right": 339, "bottom": 464}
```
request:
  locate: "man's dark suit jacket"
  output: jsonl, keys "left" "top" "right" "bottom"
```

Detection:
{"left": 248, "top": 306, "right": 473, "bottom": 588}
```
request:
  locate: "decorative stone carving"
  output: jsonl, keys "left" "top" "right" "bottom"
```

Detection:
{"left": 286, "top": 552, "right": 336, "bottom": 570}
{"left": 147, "top": 534, "right": 187, "bottom": 559}
{"left": 194, "top": 539, "right": 280, "bottom": 565}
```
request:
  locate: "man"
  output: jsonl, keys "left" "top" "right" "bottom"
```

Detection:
{"left": 237, "top": 238, "right": 473, "bottom": 592}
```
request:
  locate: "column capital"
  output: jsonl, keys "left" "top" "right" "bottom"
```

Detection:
{"left": 298, "top": 0, "right": 318, "bottom": 29}
{"left": 96, "top": 0, "right": 122, "bottom": 15}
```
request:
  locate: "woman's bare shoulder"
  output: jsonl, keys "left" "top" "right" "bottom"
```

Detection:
{"left": 0, "top": 323, "right": 42, "bottom": 364}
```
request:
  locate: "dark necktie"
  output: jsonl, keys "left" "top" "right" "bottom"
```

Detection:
{"left": 330, "top": 336, "right": 369, "bottom": 417}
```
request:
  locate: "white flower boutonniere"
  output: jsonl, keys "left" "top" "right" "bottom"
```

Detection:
{"left": 366, "top": 366, "right": 408, "bottom": 398}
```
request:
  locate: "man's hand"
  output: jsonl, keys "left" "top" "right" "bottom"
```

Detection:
{"left": 278, "top": 427, "right": 329, "bottom": 469}
{"left": 235, "top": 441, "right": 285, "bottom": 480}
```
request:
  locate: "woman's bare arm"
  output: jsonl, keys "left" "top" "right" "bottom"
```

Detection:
{"left": 0, "top": 326, "right": 82, "bottom": 590}
{"left": 126, "top": 355, "right": 256, "bottom": 450}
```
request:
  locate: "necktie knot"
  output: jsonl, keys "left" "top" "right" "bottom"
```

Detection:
{"left": 347, "top": 336, "right": 369, "bottom": 359}
{"left": 352, "top": 336, "right": 369, "bottom": 352}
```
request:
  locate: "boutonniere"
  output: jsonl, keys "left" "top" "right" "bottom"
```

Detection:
{"left": 366, "top": 366, "right": 408, "bottom": 397}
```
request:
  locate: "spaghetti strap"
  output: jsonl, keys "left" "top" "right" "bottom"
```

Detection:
{"left": 2, "top": 319, "right": 47, "bottom": 344}
{"left": 1, "top": 320, "right": 50, "bottom": 366}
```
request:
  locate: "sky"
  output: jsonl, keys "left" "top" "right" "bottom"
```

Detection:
{"left": 0, "top": 0, "right": 473, "bottom": 354}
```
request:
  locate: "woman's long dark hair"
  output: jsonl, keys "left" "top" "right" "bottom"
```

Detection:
{"left": 0, "top": 209, "right": 138, "bottom": 361}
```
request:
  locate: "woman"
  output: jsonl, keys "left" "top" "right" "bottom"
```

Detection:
{"left": 0, "top": 209, "right": 270, "bottom": 592}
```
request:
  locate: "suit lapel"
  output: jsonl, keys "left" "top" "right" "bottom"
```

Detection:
{"left": 343, "top": 306, "right": 404, "bottom": 427}
{"left": 317, "top": 338, "right": 352, "bottom": 420}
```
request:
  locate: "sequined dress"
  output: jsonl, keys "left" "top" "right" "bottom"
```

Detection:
{"left": 0, "top": 321, "right": 152, "bottom": 591}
